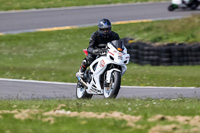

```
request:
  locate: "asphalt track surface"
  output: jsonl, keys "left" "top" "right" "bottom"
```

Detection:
{"left": 0, "top": 79, "right": 200, "bottom": 99}
{"left": 0, "top": 2, "right": 200, "bottom": 99}
{"left": 0, "top": 1, "right": 200, "bottom": 34}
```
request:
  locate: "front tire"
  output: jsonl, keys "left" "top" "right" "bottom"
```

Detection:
{"left": 168, "top": 4, "right": 178, "bottom": 11}
{"left": 104, "top": 71, "right": 121, "bottom": 99}
{"left": 76, "top": 81, "right": 93, "bottom": 99}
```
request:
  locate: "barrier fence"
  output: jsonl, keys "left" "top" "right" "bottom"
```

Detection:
{"left": 123, "top": 38, "right": 200, "bottom": 66}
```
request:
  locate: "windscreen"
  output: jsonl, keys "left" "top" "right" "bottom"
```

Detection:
{"left": 110, "top": 40, "right": 124, "bottom": 52}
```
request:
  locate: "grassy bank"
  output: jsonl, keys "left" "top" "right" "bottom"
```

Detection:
{"left": 0, "top": 0, "right": 167, "bottom": 11}
{"left": 118, "top": 15, "right": 200, "bottom": 43}
{"left": 0, "top": 15, "right": 200, "bottom": 87}
{"left": 0, "top": 98, "right": 200, "bottom": 133}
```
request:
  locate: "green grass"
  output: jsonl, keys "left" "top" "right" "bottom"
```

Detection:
{"left": 118, "top": 15, "right": 200, "bottom": 43}
{"left": 0, "top": 0, "right": 167, "bottom": 11}
{"left": 123, "top": 64, "right": 200, "bottom": 87}
{"left": 0, "top": 98, "right": 200, "bottom": 133}
{"left": 1, "top": 15, "right": 200, "bottom": 87}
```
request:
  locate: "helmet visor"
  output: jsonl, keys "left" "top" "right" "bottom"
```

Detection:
{"left": 99, "top": 28, "right": 111, "bottom": 35}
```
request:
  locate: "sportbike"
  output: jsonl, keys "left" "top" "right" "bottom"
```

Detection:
{"left": 168, "top": 0, "right": 200, "bottom": 11}
{"left": 76, "top": 40, "right": 130, "bottom": 99}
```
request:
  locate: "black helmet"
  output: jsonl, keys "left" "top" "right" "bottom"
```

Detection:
{"left": 98, "top": 18, "right": 112, "bottom": 37}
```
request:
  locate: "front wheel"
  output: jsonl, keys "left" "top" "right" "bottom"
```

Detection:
{"left": 168, "top": 4, "right": 178, "bottom": 11}
{"left": 76, "top": 81, "right": 93, "bottom": 99}
{"left": 104, "top": 71, "right": 121, "bottom": 99}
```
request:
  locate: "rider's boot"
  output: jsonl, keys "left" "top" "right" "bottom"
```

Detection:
{"left": 77, "top": 64, "right": 87, "bottom": 78}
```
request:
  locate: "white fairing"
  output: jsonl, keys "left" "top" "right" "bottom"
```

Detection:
{"left": 86, "top": 40, "right": 130, "bottom": 94}
{"left": 172, "top": 0, "right": 182, "bottom": 4}
{"left": 171, "top": 0, "right": 200, "bottom": 5}
{"left": 183, "top": 0, "right": 192, "bottom": 4}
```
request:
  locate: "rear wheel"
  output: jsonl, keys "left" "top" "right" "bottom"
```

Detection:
{"left": 189, "top": 2, "right": 199, "bottom": 10}
{"left": 104, "top": 71, "right": 121, "bottom": 99}
{"left": 76, "top": 81, "right": 93, "bottom": 99}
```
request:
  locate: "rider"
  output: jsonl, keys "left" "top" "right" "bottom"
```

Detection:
{"left": 77, "top": 18, "right": 120, "bottom": 77}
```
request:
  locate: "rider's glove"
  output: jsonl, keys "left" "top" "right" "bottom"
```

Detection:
{"left": 92, "top": 49, "right": 102, "bottom": 55}
{"left": 92, "top": 49, "right": 101, "bottom": 55}
{"left": 100, "top": 48, "right": 107, "bottom": 55}
{"left": 92, "top": 48, "right": 107, "bottom": 55}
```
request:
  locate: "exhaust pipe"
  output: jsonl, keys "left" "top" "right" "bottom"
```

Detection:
{"left": 79, "top": 78, "right": 88, "bottom": 88}
{"left": 76, "top": 73, "right": 88, "bottom": 88}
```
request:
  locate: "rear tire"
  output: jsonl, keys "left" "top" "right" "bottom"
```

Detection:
{"left": 76, "top": 81, "right": 93, "bottom": 99}
{"left": 104, "top": 71, "right": 121, "bottom": 99}
{"left": 189, "top": 2, "right": 199, "bottom": 10}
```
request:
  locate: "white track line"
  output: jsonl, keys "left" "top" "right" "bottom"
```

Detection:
{"left": 122, "top": 85, "right": 196, "bottom": 89}
{"left": 0, "top": 78, "right": 76, "bottom": 85}
{"left": 0, "top": 78, "right": 197, "bottom": 89}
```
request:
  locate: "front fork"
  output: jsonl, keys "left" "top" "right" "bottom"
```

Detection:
{"left": 105, "top": 69, "right": 121, "bottom": 85}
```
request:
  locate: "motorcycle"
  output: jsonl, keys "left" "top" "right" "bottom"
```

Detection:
{"left": 168, "top": 0, "right": 200, "bottom": 11}
{"left": 76, "top": 40, "right": 130, "bottom": 99}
